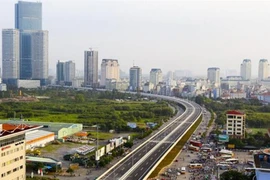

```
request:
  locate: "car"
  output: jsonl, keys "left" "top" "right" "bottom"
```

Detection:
{"left": 175, "top": 159, "right": 178, "bottom": 162}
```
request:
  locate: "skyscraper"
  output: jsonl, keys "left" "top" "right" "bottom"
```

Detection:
{"left": 15, "top": 1, "right": 48, "bottom": 85}
{"left": 100, "top": 59, "right": 120, "bottom": 86}
{"left": 57, "top": 60, "right": 75, "bottom": 85}
{"left": 240, "top": 59, "right": 251, "bottom": 80}
{"left": 207, "top": 67, "right": 220, "bottom": 87}
{"left": 150, "top": 68, "right": 163, "bottom": 86}
{"left": 31, "top": 31, "right": 48, "bottom": 84}
{"left": 129, "top": 66, "right": 142, "bottom": 91}
{"left": 56, "top": 61, "right": 65, "bottom": 84}
{"left": 2, "top": 29, "right": 20, "bottom": 84}
{"left": 258, "top": 59, "right": 269, "bottom": 81}
{"left": 64, "top": 61, "right": 75, "bottom": 83}
{"left": 15, "top": 1, "right": 42, "bottom": 31}
{"left": 84, "top": 51, "right": 98, "bottom": 87}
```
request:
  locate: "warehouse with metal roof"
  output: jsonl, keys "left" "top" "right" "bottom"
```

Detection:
{"left": 0, "top": 119, "right": 83, "bottom": 139}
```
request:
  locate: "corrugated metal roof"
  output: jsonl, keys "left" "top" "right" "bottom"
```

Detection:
{"left": 26, "top": 130, "right": 54, "bottom": 142}
{"left": 26, "top": 156, "right": 61, "bottom": 164}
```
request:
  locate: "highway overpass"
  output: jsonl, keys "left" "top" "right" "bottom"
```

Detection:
{"left": 98, "top": 94, "right": 202, "bottom": 180}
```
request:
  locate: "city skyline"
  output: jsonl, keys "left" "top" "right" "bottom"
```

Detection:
{"left": 1, "top": 1, "right": 270, "bottom": 77}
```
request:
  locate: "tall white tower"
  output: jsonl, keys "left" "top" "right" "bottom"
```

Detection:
{"left": 100, "top": 59, "right": 120, "bottom": 86}
{"left": 2, "top": 29, "right": 20, "bottom": 83}
{"left": 31, "top": 30, "right": 48, "bottom": 81}
{"left": 240, "top": 59, "right": 251, "bottom": 80}
{"left": 258, "top": 59, "right": 269, "bottom": 81}
{"left": 150, "top": 68, "right": 163, "bottom": 86}
{"left": 207, "top": 67, "right": 220, "bottom": 87}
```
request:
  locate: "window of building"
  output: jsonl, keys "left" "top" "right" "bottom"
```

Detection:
{"left": 237, "top": 116, "right": 242, "bottom": 119}
{"left": 20, "top": 165, "right": 23, "bottom": 169}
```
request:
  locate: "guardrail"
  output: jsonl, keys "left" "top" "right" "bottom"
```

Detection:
{"left": 97, "top": 97, "right": 191, "bottom": 180}
{"left": 120, "top": 103, "right": 197, "bottom": 179}
{"left": 143, "top": 106, "right": 202, "bottom": 180}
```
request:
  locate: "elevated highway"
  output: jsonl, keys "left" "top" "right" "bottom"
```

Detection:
{"left": 98, "top": 94, "right": 202, "bottom": 180}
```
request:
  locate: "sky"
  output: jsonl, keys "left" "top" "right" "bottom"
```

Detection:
{"left": 1, "top": 0, "right": 270, "bottom": 77}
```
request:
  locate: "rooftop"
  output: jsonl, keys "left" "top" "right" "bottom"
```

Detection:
{"left": 26, "top": 156, "right": 61, "bottom": 165}
{"left": 227, "top": 110, "right": 245, "bottom": 115}
{"left": 0, "top": 119, "right": 82, "bottom": 133}
{"left": 0, "top": 123, "right": 40, "bottom": 139}
{"left": 26, "top": 130, "right": 54, "bottom": 142}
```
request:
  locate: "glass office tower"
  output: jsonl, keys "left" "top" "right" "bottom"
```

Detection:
{"left": 14, "top": 1, "right": 48, "bottom": 85}
{"left": 15, "top": 1, "right": 42, "bottom": 31}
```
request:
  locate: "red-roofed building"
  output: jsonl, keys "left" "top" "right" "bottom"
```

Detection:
{"left": 226, "top": 110, "right": 246, "bottom": 139}
{"left": 0, "top": 123, "right": 40, "bottom": 180}
{"left": 227, "top": 110, "right": 245, "bottom": 115}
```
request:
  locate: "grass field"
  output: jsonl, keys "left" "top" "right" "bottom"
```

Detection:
{"left": 248, "top": 128, "right": 268, "bottom": 135}
{"left": 87, "top": 132, "right": 114, "bottom": 140}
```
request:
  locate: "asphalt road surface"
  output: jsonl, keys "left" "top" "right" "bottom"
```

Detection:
{"left": 98, "top": 95, "right": 202, "bottom": 180}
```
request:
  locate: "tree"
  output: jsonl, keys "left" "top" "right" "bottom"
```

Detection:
{"left": 220, "top": 170, "right": 249, "bottom": 180}
{"left": 124, "top": 141, "right": 133, "bottom": 148}
{"left": 75, "top": 94, "right": 85, "bottom": 103}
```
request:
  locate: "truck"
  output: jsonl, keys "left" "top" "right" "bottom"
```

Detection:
{"left": 190, "top": 140, "right": 202, "bottom": 147}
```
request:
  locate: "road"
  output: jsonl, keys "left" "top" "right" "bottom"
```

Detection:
{"left": 98, "top": 95, "right": 202, "bottom": 180}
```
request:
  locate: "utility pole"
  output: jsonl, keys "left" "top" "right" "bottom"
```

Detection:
{"left": 96, "top": 124, "right": 99, "bottom": 169}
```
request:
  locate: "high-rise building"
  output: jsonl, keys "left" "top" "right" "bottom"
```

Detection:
{"left": 84, "top": 51, "right": 98, "bottom": 87}
{"left": 258, "top": 59, "right": 269, "bottom": 81}
{"left": 56, "top": 61, "right": 65, "bottom": 84}
{"left": 150, "top": 68, "right": 162, "bottom": 86}
{"left": 129, "top": 66, "right": 142, "bottom": 91}
{"left": 14, "top": 1, "right": 48, "bottom": 85}
{"left": 0, "top": 123, "right": 33, "bottom": 180}
{"left": 207, "top": 67, "right": 220, "bottom": 87}
{"left": 15, "top": 1, "right": 42, "bottom": 31}
{"left": 240, "top": 59, "right": 251, "bottom": 80}
{"left": 2, "top": 29, "right": 20, "bottom": 84}
{"left": 100, "top": 59, "right": 120, "bottom": 86}
{"left": 64, "top": 61, "right": 75, "bottom": 83}
{"left": 56, "top": 60, "right": 75, "bottom": 85}
{"left": 31, "top": 31, "right": 48, "bottom": 84}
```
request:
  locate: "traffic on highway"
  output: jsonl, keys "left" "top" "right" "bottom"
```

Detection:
{"left": 98, "top": 94, "right": 202, "bottom": 180}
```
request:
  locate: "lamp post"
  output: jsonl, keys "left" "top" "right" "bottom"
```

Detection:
{"left": 96, "top": 124, "right": 99, "bottom": 169}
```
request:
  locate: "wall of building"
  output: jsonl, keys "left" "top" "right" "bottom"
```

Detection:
{"left": 26, "top": 133, "right": 54, "bottom": 150}
{"left": 57, "top": 124, "right": 83, "bottom": 139}
{"left": 17, "top": 79, "right": 40, "bottom": 88}
{"left": 0, "top": 134, "right": 26, "bottom": 180}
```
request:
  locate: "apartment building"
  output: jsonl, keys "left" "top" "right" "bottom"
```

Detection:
{"left": 226, "top": 110, "right": 246, "bottom": 139}
{"left": 0, "top": 124, "right": 39, "bottom": 180}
